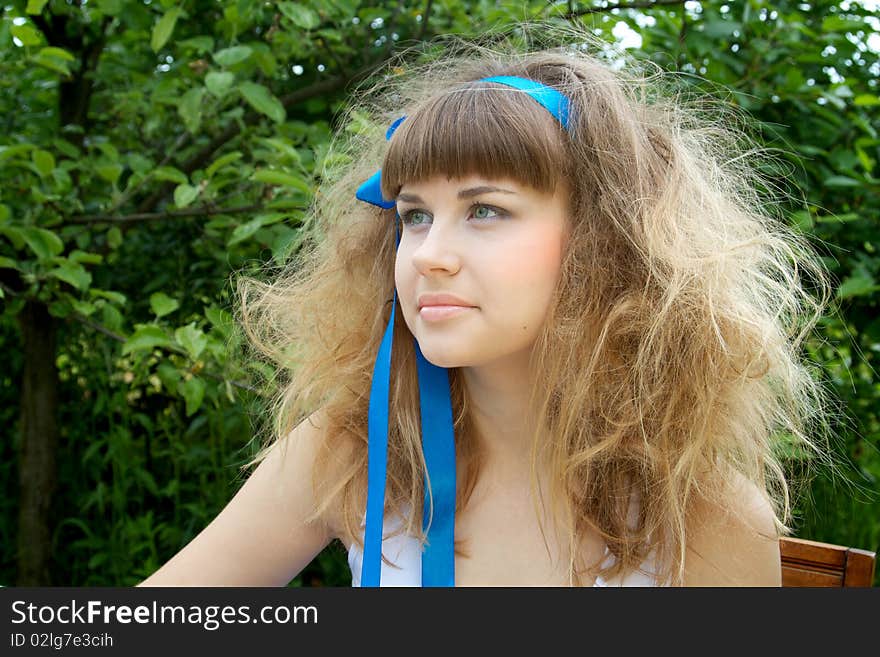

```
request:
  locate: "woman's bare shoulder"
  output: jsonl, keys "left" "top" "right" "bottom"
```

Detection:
{"left": 683, "top": 472, "right": 781, "bottom": 586}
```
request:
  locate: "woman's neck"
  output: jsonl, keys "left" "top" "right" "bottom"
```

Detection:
{"left": 460, "top": 351, "right": 543, "bottom": 478}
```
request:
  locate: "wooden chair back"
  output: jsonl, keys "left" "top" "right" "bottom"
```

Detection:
{"left": 780, "top": 536, "right": 876, "bottom": 587}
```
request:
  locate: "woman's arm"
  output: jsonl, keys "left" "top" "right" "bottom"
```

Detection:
{"left": 137, "top": 411, "right": 336, "bottom": 587}
{"left": 683, "top": 473, "right": 782, "bottom": 587}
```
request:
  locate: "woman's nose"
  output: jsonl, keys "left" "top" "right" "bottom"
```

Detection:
{"left": 409, "top": 219, "right": 463, "bottom": 275}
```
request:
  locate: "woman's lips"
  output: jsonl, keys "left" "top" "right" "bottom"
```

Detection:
{"left": 419, "top": 305, "right": 475, "bottom": 321}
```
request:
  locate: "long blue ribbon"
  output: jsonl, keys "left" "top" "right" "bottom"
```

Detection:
{"left": 361, "top": 219, "right": 457, "bottom": 587}
{"left": 361, "top": 243, "right": 397, "bottom": 587}
{"left": 415, "top": 341, "right": 456, "bottom": 586}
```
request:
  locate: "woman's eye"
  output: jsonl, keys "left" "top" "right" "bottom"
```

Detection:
{"left": 471, "top": 205, "right": 501, "bottom": 220}
{"left": 401, "top": 209, "right": 430, "bottom": 226}
{"left": 400, "top": 204, "right": 503, "bottom": 227}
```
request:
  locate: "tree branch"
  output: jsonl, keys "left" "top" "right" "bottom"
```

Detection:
{"left": 68, "top": 311, "right": 261, "bottom": 395}
{"left": 418, "top": 0, "right": 434, "bottom": 41}
{"left": 68, "top": 203, "right": 276, "bottom": 226}
{"left": 559, "top": 0, "right": 687, "bottom": 18}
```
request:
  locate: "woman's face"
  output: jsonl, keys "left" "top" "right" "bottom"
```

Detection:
{"left": 394, "top": 173, "right": 571, "bottom": 369}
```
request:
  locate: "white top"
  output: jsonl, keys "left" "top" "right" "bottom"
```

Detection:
{"left": 347, "top": 495, "right": 666, "bottom": 587}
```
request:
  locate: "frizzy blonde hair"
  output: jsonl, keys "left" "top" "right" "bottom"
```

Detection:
{"left": 232, "top": 23, "right": 840, "bottom": 586}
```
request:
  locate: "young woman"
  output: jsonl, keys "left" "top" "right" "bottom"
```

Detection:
{"left": 139, "top": 26, "right": 835, "bottom": 587}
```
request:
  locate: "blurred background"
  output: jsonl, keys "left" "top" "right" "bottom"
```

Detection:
{"left": 1, "top": 0, "right": 878, "bottom": 586}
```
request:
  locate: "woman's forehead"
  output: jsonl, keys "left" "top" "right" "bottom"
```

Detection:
{"left": 399, "top": 172, "right": 517, "bottom": 190}
{"left": 397, "top": 172, "right": 565, "bottom": 200}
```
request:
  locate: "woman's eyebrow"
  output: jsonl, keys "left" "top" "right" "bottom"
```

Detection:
{"left": 396, "top": 185, "right": 517, "bottom": 203}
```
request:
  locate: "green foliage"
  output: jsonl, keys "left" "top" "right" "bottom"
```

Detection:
{"left": 1, "top": 0, "right": 878, "bottom": 586}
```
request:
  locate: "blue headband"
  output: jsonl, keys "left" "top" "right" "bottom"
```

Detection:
{"left": 355, "top": 75, "right": 574, "bottom": 587}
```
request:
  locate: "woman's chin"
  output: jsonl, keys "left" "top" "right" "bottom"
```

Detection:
{"left": 413, "top": 342, "right": 469, "bottom": 369}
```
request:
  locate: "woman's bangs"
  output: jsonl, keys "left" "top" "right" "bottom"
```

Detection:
{"left": 380, "top": 83, "right": 567, "bottom": 199}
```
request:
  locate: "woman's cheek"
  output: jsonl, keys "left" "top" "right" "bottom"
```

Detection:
{"left": 506, "top": 232, "right": 564, "bottom": 286}
{"left": 394, "top": 257, "right": 415, "bottom": 325}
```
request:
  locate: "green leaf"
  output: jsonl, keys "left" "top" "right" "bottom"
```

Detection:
{"left": 252, "top": 169, "right": 311, "bottom": 194}
{"left": 227, "top": 216, "right": 267, "bottom": 247}
{"left": 788, "top": 210, "right": 813, "bottom": 232}
{"left": 856, "top": 147, "right": 874, "bottom": 175}
{"left": 122, "top": 325, "right": 173, "bottom": 355}
{"left": 96, "top": 142, "right": 119, "bottom": 161}
{"left": 815, "top": 212, "right": 860, "bottom": 224}
{"left": 823, "top": 175, "right": 861, "bottom": 188}
{"left": 153, "top": 166, "right": 188, "bottom": 184}
{"left": 205, "top": 305, "right": 233, "bottom": 335}
{"left": 38, "top": 46, "right": 74, "bottom": 60}
{"left": 0, "top": 204, "right": 10, "bottom": 223}
{"left": 0, "top": 256, "right": 20, "bottom": 269}
{"left": 223, "top": 378, "right": 236, "bottom": 403}
{"left": 205, "top": 71, "right": 235, "bottom": 98}
{"left": 70, "top": 298, "right": 97, "bottom": 316}
{"left": 89, "top": 288, "right": 127, "bottom": 305}
{"left": 174, "top": 183, "right": 199, "bottom": 208}
{"left": 96, "top": 163, "right": 123, "bottom": 184}
{"left": 21, "top": 226, "right": 64, "bottom": 260}
{"left": 149, "top": 292, "right": 180, "bottom": 318}
{"left": 0, "top": 225, "right": 24, "bottom": 250}
{"left": 821, "top": 16, "right": 867, "bottom": 32}
{"left": 0, "top": 144, "right": 35, "bottom": 162}
{"left": 205, "top": 151, "right": 242, "bottom": 177}
{"left": 106, "top": 226, "right": 123, "bottom": 249}
{"left": 178, "top": 376, "right": 206, "bottom": 416}
{"left": 48, "top": 299, "right": 72, "bottom": 318}
{"left": 32, "top": 149, "right": 55, "bottom": 176}
{"left": 213, "top": 45, "right": 253, "bottom": 67}
{"left": 26, "top": 0, "right": 49, "bottom": 14}
{"left": 134, "top": 468, "right": 159, "bottom": 496}
{"left": 48, "top": 261, "right": 92, "bottom": 291}
{"left": 239, "top": 82, "right": 286, "bottom": 123}
{"left": 279, "top": 3, "right": 321, "bottom": 30}
{"left": 854, "top": 94, "right": 880, "bottom": 107}
{"left": 87, "top": 554, "right": 107, "bottom": 569}
{"left": 127, "top": 153, "right": 154, "bottom": 175}
{"left": 11, "top": 23, "right": 42, "bottom": 47}
{"left": 156, "top": 362, "right": 182, "bottom": 392}
{"left": 836, "top": 275, "right": 880, "bottom": 300}
{"left": 178, "top": 87, "right": 206, "bottom": 133}
{"left": 254, "top": 212, "right": 292, "bottom": 227}
{"left": 68, "top": 249, "right": 104, "bottom": 265}
{"left": 179, "top": 36, "right": 214, "bottom": 54}
{"left": 271, "top": 224, "right": 301, "bottom": 264}
{"left": 701, "top": 19, "right": 741, "bottom": 39}
{"left": 151, "top": 7, "right": 183, "bottom": 52}
{"left": 32, "top": 58, "right": 70, "bottom": 76}
{"left": 175, "top": 322, "right": 208, "bottom": 360}
{"left": 31, "top": 48, "right": 73, "bottom": 76}
{"left": 102, "top": 303, "right": 123, "bottom": 332}
{"left": 257, "top": 137, "right": 304, "bottom": 168}
{"left": 95, "top": 0, "right": 124, "bottom": 16}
